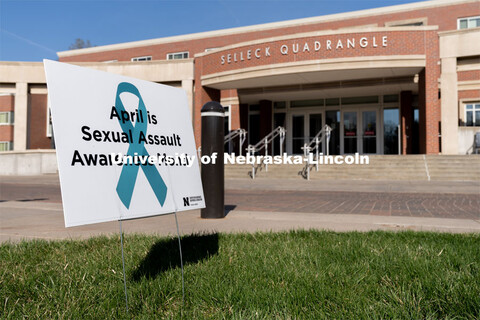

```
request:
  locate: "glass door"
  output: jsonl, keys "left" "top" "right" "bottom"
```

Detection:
{"left": 326, "top": 110, "right": 340, "bottom": 155}
{"left": 361, "top": 110, "right": 377, "bottom": 154}
{"left": 309, "top": 114, "right": 323, "bottom": 140}
{"left": 248, "top": 114, "right": 260, "bottom": 146}
{"left": 343, "top": 111, "right": 358, "bottom": 154}
{"left": 309, "top": 113, "right": 323, "bottom": 153}
{"left": 383, "top": 108, "right": 399, "bottom": 154}
{"left": 291, "top": 114, "right": 305, "bottom": 154}
{"left": 273, "top": 113, "right": 286, "bottom": 155}
{"left": 288, "top": 111, "right": 325, "bottom": 154}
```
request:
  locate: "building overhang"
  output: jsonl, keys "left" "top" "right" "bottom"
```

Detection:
{"left": 201, "top": 55, "right": 425, "bottom": 91}
{"left": 237, "top": 75, "right": 420, "bottom": 103}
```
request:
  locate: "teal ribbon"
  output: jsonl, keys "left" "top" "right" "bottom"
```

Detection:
{"left": 114, "top": 82, "right": 167, "bottom": 209}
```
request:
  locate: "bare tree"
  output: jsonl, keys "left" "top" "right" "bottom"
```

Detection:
{"left": 69, "top": 38, "right": 94, "bottom": 50}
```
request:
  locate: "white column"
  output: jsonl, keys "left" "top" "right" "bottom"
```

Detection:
{"left": 181, "top": 79, "right": 194, "bottom": 123}
{"left": 13, "top": 82, "right": 28, "bottom": 151}
{"left": 440, "top": 57, "right": 458, "bottom": 154}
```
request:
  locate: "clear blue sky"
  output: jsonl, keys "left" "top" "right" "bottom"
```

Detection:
{"left": 1, "top": 0, "right": 421, "bottom": 62}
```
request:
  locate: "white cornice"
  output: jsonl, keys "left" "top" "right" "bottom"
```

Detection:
{"left": 57, "top": 0, "right": 478, "bottom": 58}
{"left": 438, "top": 26, "right": 480, "bottom": 36}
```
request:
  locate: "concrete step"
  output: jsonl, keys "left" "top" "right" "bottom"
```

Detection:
{"left": 226, "top": 167, "right": 479, "bottom": 173}
{"left": 224, "top": 155, "right": 480, "bottom": 181}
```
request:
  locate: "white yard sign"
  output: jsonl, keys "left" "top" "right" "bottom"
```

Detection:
{"left": 44, "top": 60, "right": 205, "bottom": 227}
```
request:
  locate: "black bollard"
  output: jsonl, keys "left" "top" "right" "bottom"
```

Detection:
{"left": 201, "top": 101, "right": 225, "bottom": 219}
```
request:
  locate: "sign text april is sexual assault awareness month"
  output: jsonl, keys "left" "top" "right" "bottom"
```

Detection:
{"left": 71, "top": 105, "right": 195, "bottom": 167}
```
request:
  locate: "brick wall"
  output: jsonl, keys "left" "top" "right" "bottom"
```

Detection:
{"left": 28, "top": 94, "right": 52, "bottom": 149}
{"left": 0, "top": 95, "right": 14, "bottom": 144}
{"left": 220, "top": 89, "right": 237, "bottom": 99}
{"left": 201, "top": 31, "right": 425, "bottom": 76}
{"left": 459, "top": 90, "right": 480, "bottom": 100}
{"left": 0, "top": 95, "right": 14, "bottom": 112}
{"left": 230, "top": 104, "right": 241, "bottom": 131}
{"left": 423, "top": 30, "right": 440, "bottom": 154}
{"left": 457, "top": 70, "right": 480, "bottom": 82}
{"left": 194, "top": 58, "right": 220, "bottom": 147}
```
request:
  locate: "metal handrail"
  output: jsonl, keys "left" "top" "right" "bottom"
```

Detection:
{"left": 305, "top": 125, "right": 332, "bottom": 152}
{"left": 224, "top": 128, "right": 247, "bottom": 155}
{"left": 247, "top": 126, "right": 286, "bottom": 179}
{"left": 247, "top": 126, "right": 286, "bottom": 154}
{"left": 197, "top": 128, "right": 248, "bottom": 157}
{"left": 299, "top": 124, "right": 332, "bottom": 180}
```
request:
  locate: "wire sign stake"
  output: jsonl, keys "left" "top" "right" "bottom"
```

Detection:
{"left": 119, "top": 220, "right": 129, "bottom": 312}
{"left": 174, "top": 211, "right": 185, "bottom": 304}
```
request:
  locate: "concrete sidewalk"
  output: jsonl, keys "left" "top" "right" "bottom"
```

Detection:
{"left": 0, "top": 193, "right": 479, "bottom": 243}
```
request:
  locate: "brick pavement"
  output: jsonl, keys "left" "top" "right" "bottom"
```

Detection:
{"left": 1, "top": 175, "right": 479, "bottom": 242}
{"left": 1, "top": 175, "right": 479, "bottom": 221}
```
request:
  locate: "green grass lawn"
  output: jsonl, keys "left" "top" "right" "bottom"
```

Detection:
{"left": 1, "top": 230, "right": 479, "bottom": 319}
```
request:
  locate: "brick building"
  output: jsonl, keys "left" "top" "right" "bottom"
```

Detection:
{"left": 1, "top": 0, "right": 479, "bottom": 155}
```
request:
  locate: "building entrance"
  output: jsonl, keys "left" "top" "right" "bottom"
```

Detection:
{"left": 249, "top": 94, "right": 403, "bottom": 155}
{"left": 288, "top": 108, "right": 381, "bottom": 155}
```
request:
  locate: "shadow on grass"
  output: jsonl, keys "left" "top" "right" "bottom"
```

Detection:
{"left": 131, "top": 233, "right": 219, "bottom": 281}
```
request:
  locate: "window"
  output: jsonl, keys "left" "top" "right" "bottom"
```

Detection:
{"left": 248, "top": 104, "right": 260, "bottom": 145}
{"left": 341, "top": 96, "right": 378, "bottom": 105}
{"left": 383, "top": 95, "right": 399, "bottom": 103}
{"left": 326, "top": 98, "right": 340, "bottom": 106}
{"left": 465, "top": 103, "right": 480, "bottom": 126}
{"left": 223, "top": 106, "right": 232, "bottom": 153}
{"left": 0, "top": 111, "right": 13, "bottom": 125}
{"left": 290, "top": 99, "right": 324, "bottom": 108}
{"left": 131, "top": 56, "right": 152, "bottom": 62}
{"left": 224, "top": 106, "right": 231, "bottom": 133}
{"left": 385, "top": 18, "right": 427, "bottom": 27}
{"left": 167, "top": 52, "right": 189, "bottom": 60}
{"left": 0, "top": 141, "right": 12, "bottom": 151}
{"left": 47, "top": 99, "right": 53, "bottom": 137}
{"left": 458, "top": 55, "right": 480, "bottom": 66}
{"left": 395, "top": 22, "right": 424, "bottom": 26}
{"left": 458, "top": 16, "right": 480, "bottom": 29}
{"left": 249, "top": 104, "right": 260, "bottom": 112}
